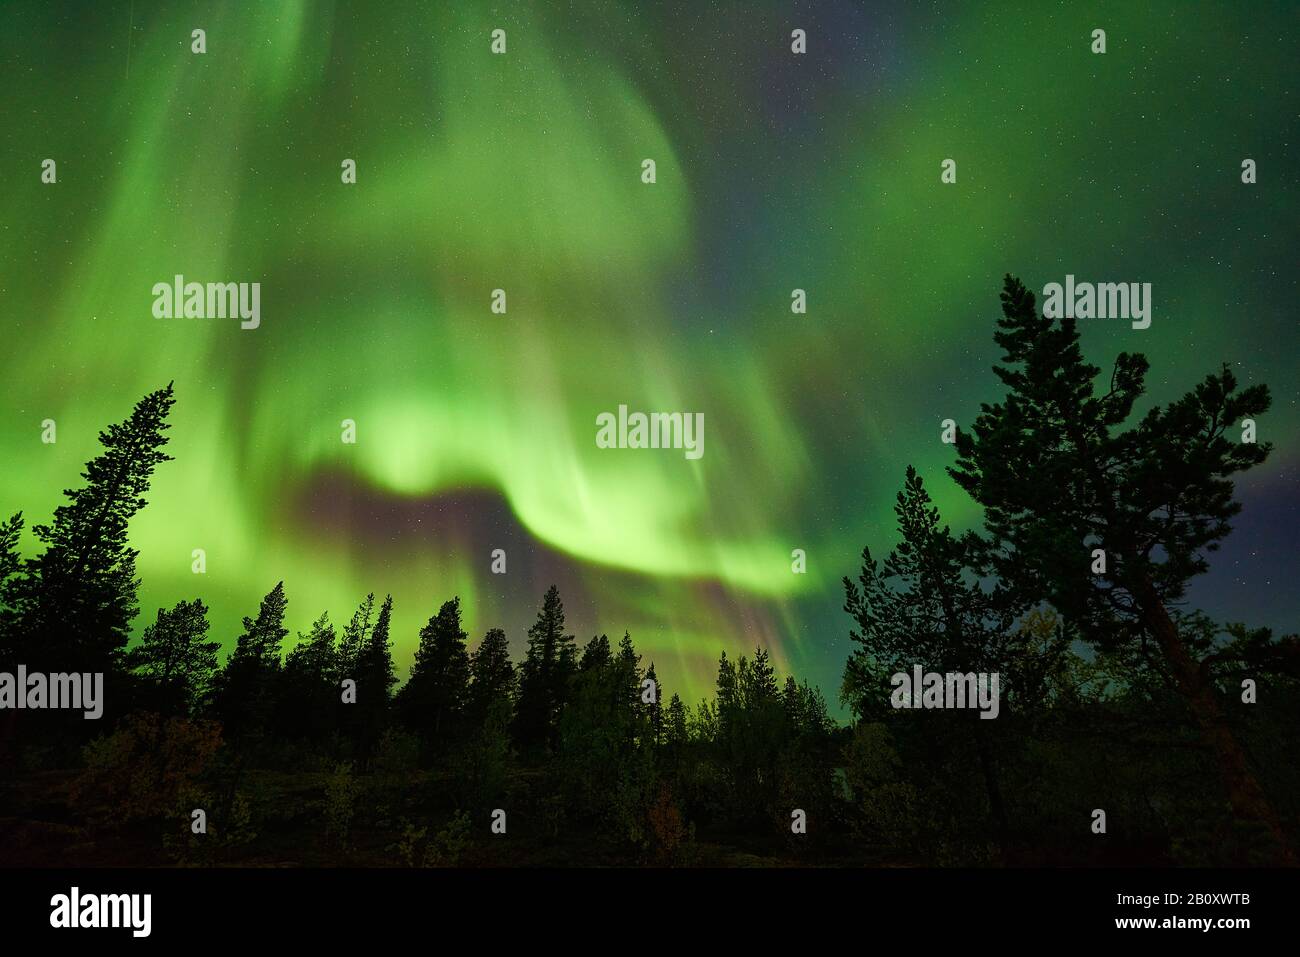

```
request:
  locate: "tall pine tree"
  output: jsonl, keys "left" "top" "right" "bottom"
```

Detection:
{"left": 0, "top": 512, "right": 24, "bottom": 656}
{"left": 212, "top": 581, "right": 289, "bottom": 746}
{"left": 354, "top": 595, "right": 397, "bottom": 764}
{"left": 467, "top": 627, "right": 515, "bottom": 729}
{"left": 950, "top": 274, "right": 1287, "bottom": 857}
{"left": 514, "top": 585, "right": 576, "bottom": 757}
{"left": 6, "top": 384, "right": 175, "bottom": 677}
{"left": 399, "top": 596, "right": 470, "bottom": 748}
{"left": 277, "top": 611, "right": 339, "bottom": 743}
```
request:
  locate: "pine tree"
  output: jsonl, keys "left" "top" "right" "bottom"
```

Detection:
{"left": 213, "top": 581, "right": 289, "bottom": 745}
{"left": 7, "top": 385, "right": 175, "bottom": 675}
{"left": 278, "top": 611, "right": 339, "bottom": 741}
{"left": 514, "top": 585, "right": 577, "bottom": 757}
{"left": 645, "top": 662, "right": 663, "bottom": 747}
{"left": 748, "top": 647, "right": 779, "bottom": 705}
{"left": 665, "top": 693, "right": 689, "bottom": 751}
{"left": 782, "top": 675, "right": 804, "bottom": 731}
{"left": 715, "top": 651, "right": 738, "bottom": 743}
{"left": 949, "top": 274, "right": 1287, "bottom": 857}
{"left": 842, "top": 466, "right": 1024, "bottom": 716}
{"left": 125, "top": 598, "right": 219, "bottom": 716}
{"left": 337, "top": 593, "right": 375, "bottom": 683}
{"left": 0, "top": 512, "right": 24, "bottom": 657}
{"left": 467, "top": 627, "right": 515, "bottom": 728}
{"left": 354, "top": 595, "right": 397, "bottom": 762}
{"left": 579, "top": 633, "right": 612, "bottom": 672}
{"left": 400, "top": 596, "right": 470, "bottom": 746}
{"left": 616, "top": 632, "right": 642, "bottom": 705}
{"left": 284, "top": 612, "right": 339, "bottom": 687}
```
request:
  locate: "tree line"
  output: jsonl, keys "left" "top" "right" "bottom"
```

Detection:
{"left": 1, "top": 274, "right": 1295, "bottom": 865}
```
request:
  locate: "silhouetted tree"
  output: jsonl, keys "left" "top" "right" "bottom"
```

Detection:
{"left": 665, "top": 693, "right": 689, "bottom": 752}
{"left": 466, "top": 627, "right": 515, "bottom": 728}
{"left": 842, "top": 466, "right": 1036, "bottom": 837}
{"left": 354, "top": 595, "right": 397, "bottom": 764}
{"left": 450, "top": 626, "right": 516, "bottom": 810}
{"left": 579, "top": 633, "right": 612, "bottom": 672}
{"left": 715, "top": 651, "right": 738, "bottom": 741}
{"left": 615, "top": 632, "right": 645, "bottom": 745}
{"left": 126, "top": 598, "right": 219, "bottom": 717}
{"left": 0, "top": 512, "right": 24, "bottom": 655}
{"left": 949, "top": 274, "right": 1288, "bottom": 857}
{"left": 515, "top": 585, "right": 577, "bottom": 757}
{"left": 337, "top": 592, "right": 375, "bottom": 683}
{"left": 399, "top": 596, "right": 470, "bottom": 750}
{"left": 5, "top": 384, "right": 175, "bottom": 678}
{"left": 278, "top": 611, "right": 339, "bottom": 744}
{"left": 645, "top": 662, "right": 663, "bottom": 747}
{"left": 212, "top": 581, "right": 288, "bottom": 746}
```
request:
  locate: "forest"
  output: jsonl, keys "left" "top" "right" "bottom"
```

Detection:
{"left": 1, "top": 276, "right": 1295, "bottom": 867}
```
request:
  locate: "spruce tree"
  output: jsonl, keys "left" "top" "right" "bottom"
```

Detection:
{"left": 514, "top": 585, "right": 576, "bottom": 756}
{"left": 748, "top": 647, "right": 779, "bottom": 705}
{"left": 842, "top": 467, "right": 1024, "bottom": 716}
{"left": 278, "top": 611, "right": 339, "bottom": 741}
{"left": 354, "top": 595, "right": 397, "bottom": 762}
{"left": 125, "top": 598, "right": 219, "bottom": 717}
{"left": 213, "top": 581, "right": 289, "bottom": 745}
{"left": 0, "top": 512, "right": 24, "bottom": 657}
{"left": 400, "top": 596, "right": 470, "bottom": 746}
{"left": 665, "top": 693, "right": 689, "bottom": 751}
{"left": 579, "top": 633, "right": 612, "bottom": 672}
{"left": 337, "top": 593, "right": 375, "bottom": 683}
{"left": 467, "top": 627, "right": 515, "bottom": 728}
{"left": 715, "top": 651, "right": 738, "bottom": 744}
{"left": 782, "top": 675, "right": 804, "bottom": 731}
{"left": 7, "top": 385, "right": 175, "bottom": 675}
{"left": 645, "top": 662, "right": 663, "bottom": 747}
{"left": 616, "top": 631, "right": 642, "bottom": 707}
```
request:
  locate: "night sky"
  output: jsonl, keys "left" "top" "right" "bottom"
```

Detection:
{"left": 1, "top": 1, "right": 1295, "bottom": 707}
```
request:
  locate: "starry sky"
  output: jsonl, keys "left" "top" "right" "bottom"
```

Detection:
{"left": 1, "top": 1, "right": 1296, "bottom": 708}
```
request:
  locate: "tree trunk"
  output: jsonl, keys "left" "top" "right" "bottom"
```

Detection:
{"left": 972, "top": 721, "right": 1009, "bottom": 850}
{"left": 1134, "top": 576, "right": 1293, "bottom": 862}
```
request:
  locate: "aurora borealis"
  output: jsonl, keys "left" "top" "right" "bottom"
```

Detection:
{"left": 1, "top": 1, "right": 1296, "bottom": 706}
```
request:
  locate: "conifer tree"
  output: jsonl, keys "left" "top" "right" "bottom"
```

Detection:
{"left": 6, "top": 385, "right": 175, "bottom": 676}
{"left": 354, "top": 595, "right": 397, "bottom": 761}
{"left": 0, "top": 512, "right": 24, "bottom": 656}
{"left": 842, "top": 467, "right": 1023, "bottom": 717}
{"left": 665, "top": 693, "right": 689, "bottom": 751}
{"left": 747, "top": 647, "right": 779, "bottom": 705}
{"left": 400, "top": 596, "right": 470, "bottom": 745}
{"left": 278, "top": 611, "right": 339, "bottom": 741}
{"left": 125, "top": 598, "right": 219, "bottom": 717}
{"left": 614, "top": 632, "right": 645, "bottom": 745}
{"left": 466, "top": 627, "right": 515, "bottom": 728}
{"left": 213, "top": 581, "right": 289, "bottom": 745}
{"left": 616, "top": 631, "right": 642, "bottom": 705}
{"left": 579, "top": 633, "right": 612, "bottom": 672}
{"left": 782, "top": 675, "right": 804, "bottom": 731}
{"left": 645, "top": 662, "right": 663, "bottom": 747}
{"left": 515, "top": 585, "right": 577, "bottom": 756}
{"left": 950, "top": 274, "right": 1286, "bottom": 856}
{"left": 337, "top": 593, "right": 376, "bottom": 683}
{"left": 715, "top": 651, "right": 738, "bottom": 744}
